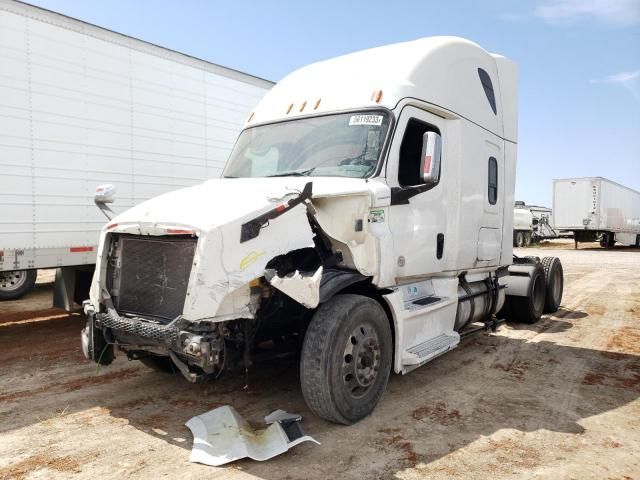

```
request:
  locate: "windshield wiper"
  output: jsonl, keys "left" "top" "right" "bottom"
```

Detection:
{"left": 266, "top": 167, "right": 316, "bottom": 178}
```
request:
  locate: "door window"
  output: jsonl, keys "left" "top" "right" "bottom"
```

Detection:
{"left": 488, "top": 156, "right": 498, "bottom": 205}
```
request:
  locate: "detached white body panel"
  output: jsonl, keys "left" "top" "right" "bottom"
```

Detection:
{"left": 0, "top": 0, "right": 273, "bottom": 273}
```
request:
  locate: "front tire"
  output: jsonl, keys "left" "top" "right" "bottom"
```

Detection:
{"left": 0, "top": 269, "right": 37, "bottom": 300}
{"left": 300, "top": 294, "right": 392, "bottom": 424}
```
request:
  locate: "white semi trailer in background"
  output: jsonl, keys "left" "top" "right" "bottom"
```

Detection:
{"left": 80, "top": 37, "right": 564, "bottom": 424}
{"left": 554, "top": 177, "right": 640, "bottom": 248}
{"left": 0, "top": 0, "right": 273, "bottom": 301}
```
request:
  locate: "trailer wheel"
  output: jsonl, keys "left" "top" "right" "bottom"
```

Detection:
{"left": 509, "top": 264, "right": 546, "bottom": 324}
{"left": 515, "top": 231, "right": 525, "bottom": 247}
{"left": 300, "top": 294, "right": 392, "bottom": 424}
{"left": 0, "top": 269, "right": 37, "bottom": 301}
{"left": 524, "top": 232, "right": 532, "bottom": 247}
{"left": 541, "top": 257, "right": 563, "bottom": 313}
{"left": 139, "top": 355, "right": 175, "bottom": 373}
{"left": 600, "top": 233, "right": 615, "bottom": 248}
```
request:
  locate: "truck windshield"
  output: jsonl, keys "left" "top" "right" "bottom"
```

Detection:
{"left": 223, "top": 111, "right": 390, "bottom": 179}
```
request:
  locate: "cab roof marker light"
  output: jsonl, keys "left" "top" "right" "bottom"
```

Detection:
{"left": 299, "top": 100, "right": 307, "bottom": 112}
{"left": 166, "top": 228, "right": 195, "bottom": 235}
{"left": 371, "top": 89, "right": 383, "bottom": 103}
{"left": 286, "top": 103, "right": 293, "bottom": 114}
{"left": 314, "top": 98, "right": 321, "bottom": 110}
{"left": 106, "top": 223, "right": 118, "bottom": 230}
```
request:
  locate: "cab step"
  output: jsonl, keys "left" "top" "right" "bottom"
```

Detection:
{"left": 402, "top": 332, "right": 460, "bottom": 366}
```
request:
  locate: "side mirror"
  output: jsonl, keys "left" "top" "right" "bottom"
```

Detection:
{"left": 95, "top": 184, "right": 116, "bottom": 204}
{"left": 94, "top": 184, "right": 116, "bottom": 220}
{"left": 420, "top": 131, "right": 442, "bottom": 185}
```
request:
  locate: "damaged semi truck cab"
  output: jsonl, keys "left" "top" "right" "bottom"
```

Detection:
{"left": 82, "top": 37, "right": 564, "bottom": 424}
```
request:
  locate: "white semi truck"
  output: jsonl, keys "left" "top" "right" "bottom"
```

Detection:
{"left": 513, "top": 202, "right": 558, "bottom": 247}
{"left": 554, "top": 177, "right": 640, "bottom": 248}
{"left": 81, "top": 37, "right": 564, "bottom": 424}
{"left": 0, "top": 0, "right": 273, "bottom": 301}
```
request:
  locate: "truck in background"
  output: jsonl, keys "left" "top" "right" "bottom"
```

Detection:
{"left": 0, "top": 0, "right": 273, "bottom": 301}
{"left": 553, "top": 177, "right": 640, "bottom": 248}
{"left": 513, "top": 201, "right": 559, "bottom": 247}
{"left": 80, "top": 37, "right": 564, "bottom": 425}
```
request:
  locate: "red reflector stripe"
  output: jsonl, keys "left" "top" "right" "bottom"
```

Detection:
{"left": 70, "top": 246, "right": 94, "bottom": 253}
{"left": 166, "top": 228, "right": 194, "bottom": 234}
{"left": 423, "top": 155, "right": 432, "bottom": 173}
{"left": 275, "top": 204, "right": 287, "bottom": 213}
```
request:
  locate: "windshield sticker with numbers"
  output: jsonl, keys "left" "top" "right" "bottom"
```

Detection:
{"left": 349, "top": 114, "right": 383, "bottom": 126}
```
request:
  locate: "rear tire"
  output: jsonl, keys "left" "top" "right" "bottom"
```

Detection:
{"left": 508, "top": 264, "right": 546, "bottom": 324}
{"left": 541, "top": 257, "right": 563, "bottom": 313}
{"left": 515, "top": 231, "right": 525, "bottom": 247}
{"left": 300, "top": 294, "right": 392, "bottom": 425}
{"left": 600, "top": 233, "right": 615, "bottom": 248}
{"left": 0, "top": 269, "right": 37, "bottom": 300}
{"left": 524, "top": 232, "right": 532, "bottom": 247}
{"left": 139, "top": 355, "right": 175, "bottom": 373}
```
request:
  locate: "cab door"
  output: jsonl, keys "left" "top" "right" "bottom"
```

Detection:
{"left": 386, "top": 106, "right": 447, "bottom": 281}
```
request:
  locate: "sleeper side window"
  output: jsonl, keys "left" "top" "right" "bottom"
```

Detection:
{"left": 488, "top": 156, "right": 498, "bottom": 205}
{"left": 398, "top": 119, "right": 440, "bottom": 187}
{"left": 478, "top": 68, "right": 497, "bottom": 115}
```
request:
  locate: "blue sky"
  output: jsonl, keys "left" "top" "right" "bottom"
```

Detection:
{"left": 28, "top": 0, "right": 640, "bottom": 206}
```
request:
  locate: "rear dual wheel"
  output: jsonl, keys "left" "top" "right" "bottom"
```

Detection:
{"left": 300, "top": 294, "right": 392, "bottom": 425}
{"left": 541, "top": 256, "right": 563, "bottom": 313}
{"left": 502, "top": 264, "right": 546, "bottom": 324}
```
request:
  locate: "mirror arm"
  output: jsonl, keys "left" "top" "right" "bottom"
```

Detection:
{"left": 95, "top": 200, "right": 115, "bottom": 220}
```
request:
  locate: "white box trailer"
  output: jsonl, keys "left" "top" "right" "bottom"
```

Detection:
{"left": 0, "top": 0, "right": 273, "bottom": 301}
{"left": 553, "top": 177, "right": 640, "bottom": 248}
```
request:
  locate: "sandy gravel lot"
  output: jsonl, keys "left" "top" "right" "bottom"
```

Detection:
{"left": 1, "top": 240, "right": 639, "bottom": 479}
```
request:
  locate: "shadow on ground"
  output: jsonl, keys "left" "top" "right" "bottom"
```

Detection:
{"left": 1, "top": 310, "right": 638, "bottom": 479}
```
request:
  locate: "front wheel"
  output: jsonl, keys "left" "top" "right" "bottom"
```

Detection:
{"left": 0, "top": 269, "right": 37, "bottom": 300}
{"left": 300, "top": 294, "right": 392, "bottom": 424}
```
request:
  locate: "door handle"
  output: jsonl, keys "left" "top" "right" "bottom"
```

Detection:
{"left": 437, "top": 233, "right": 444, "bottom": 259}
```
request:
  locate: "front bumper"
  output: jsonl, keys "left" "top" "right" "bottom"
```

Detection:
{"left": 82, "top": 301, "right": 226, "bottom": 381}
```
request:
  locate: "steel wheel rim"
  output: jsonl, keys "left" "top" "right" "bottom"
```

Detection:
{"left": 342, "top": 323, "right": 381, "bottom": 399}
{"left": 0, "top": 270, "right": 28, "bottom": 292}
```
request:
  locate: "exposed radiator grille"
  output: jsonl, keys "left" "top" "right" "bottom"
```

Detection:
{"left": 113, "top": 236, "right": 197, "bottom": 321}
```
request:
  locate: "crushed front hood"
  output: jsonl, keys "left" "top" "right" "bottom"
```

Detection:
{"left": 109, "top": 176, "right": 371, "bottom": 233}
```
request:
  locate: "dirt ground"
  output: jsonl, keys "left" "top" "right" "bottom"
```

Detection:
{"left": 1, "top": 240, "right": 639, "bottom": 479}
